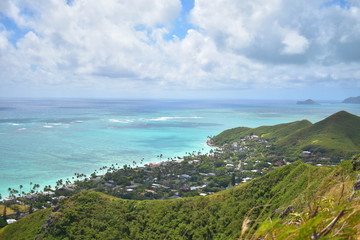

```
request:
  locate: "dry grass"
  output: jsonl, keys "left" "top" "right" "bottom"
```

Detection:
{"left": 0, "top": 205, "right": 15, "bottom": 215}
{"left": 0, "top": 204, "right": 28, "bottom": 216}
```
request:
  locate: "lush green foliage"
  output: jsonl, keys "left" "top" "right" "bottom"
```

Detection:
{"left": 3, "top": 161, "right": 355, "bottom": 240}
{"left": 0, "top": 208, "right": 52, "bottom": 240}
{"left": 211, "top": 120, "right": 311, "bottom": 146}
{"left": 0, "top": 218, "right": 6, "bottom": 229}
{"left": 277, "top": 111, "right": 360, "bottom": 157}
{"left": 254, "top": 159, "right": 360, "bottom": 239}
{"left": 213, "top": 111, "right": 360, "bottom": 159}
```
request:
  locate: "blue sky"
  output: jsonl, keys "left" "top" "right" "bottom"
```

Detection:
{"left": 164, "top": 0, "right": 194, "bottom": 40}
{"left": 0, "top": 0, "right": 359, "bottom": 100}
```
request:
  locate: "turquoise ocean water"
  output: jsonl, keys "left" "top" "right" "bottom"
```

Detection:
{"left": 0, "top": 99, "right": 359, "bottom": 197}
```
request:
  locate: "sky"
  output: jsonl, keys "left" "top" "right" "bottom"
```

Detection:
{"left": 0, "top": 0, "right": 359, "bottom": 100}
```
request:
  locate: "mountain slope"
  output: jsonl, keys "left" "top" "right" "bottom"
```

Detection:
{"left": 212, "top": 120, "right": 311, "bottom": 146}
{"left": 254, "top": 158, "right": 360, "bottom": 239}
{"left": 277, "top": 111, "right": 360, "bottom": 156}
{"left": 1, "top": 161, "right": 359, "bottom": 240}
{"left": 212, "top": 111, "right": 360, "bottom": 158}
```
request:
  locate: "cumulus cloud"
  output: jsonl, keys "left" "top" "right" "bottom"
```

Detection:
{"left": 281, "top": 31, "right": 309, "bottom": 55}
{"left": 0, "top": 29, "right": 10, "bottom": 50}
{"left": 0, "top": 0, "right": 359, "bottom": 97}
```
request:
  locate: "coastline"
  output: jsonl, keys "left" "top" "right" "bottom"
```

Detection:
{"left": 2, "top": 110, "right": 359, "bottom": 232}
{"left": 0, "top": 141, "right": 213, "bottom": 199}
{"left": 2, "top": 99, "right": 360, "bottom": 199}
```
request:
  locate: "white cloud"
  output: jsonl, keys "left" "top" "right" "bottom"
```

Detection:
{"left": 0, "top": 29, "right": 10, "bottom": 50}
{"left": 0, "top": 0, "right": 359, "bottom": 97}
{"left": 190, "top": 0, "right": 282, "bottom": 50}
{"left": 281, "top": 30, "right": 309, "bottom": 54}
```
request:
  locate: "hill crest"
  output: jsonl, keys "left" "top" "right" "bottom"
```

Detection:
{"left": 278, "top": 110, "right": 360, "bottom": 156}
{"left": 1, "top": 161, "right": 359, "bottom": 239}
{"left": 213, "top": 111, "right": 360, "bottom": 159}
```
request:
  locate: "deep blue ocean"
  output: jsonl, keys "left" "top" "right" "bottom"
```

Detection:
{"left": 0, "top": 98, "right": 359, "bottom": 197}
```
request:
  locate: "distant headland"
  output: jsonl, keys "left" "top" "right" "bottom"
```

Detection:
{"left": 343, "top": 96, "right": 360, "bottom": 104}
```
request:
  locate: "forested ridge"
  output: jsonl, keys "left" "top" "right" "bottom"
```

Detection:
{"left": 1, "top": 159, "right": 359, "bottom": 239}
{"left": 212, "top": 111, "right": 360, "bottom": 160}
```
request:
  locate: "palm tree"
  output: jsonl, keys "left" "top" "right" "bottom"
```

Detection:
{"left": 2, "top": 205, "right": 7, "bottom": 221}
{"left": 19, "top": 185, "right": 23, "bottom": 196}
{"left": 56, "top": 179, "right": 63, "bottom": 188}
{"left": 33, "top": 184, "right": 40, "bottom": 193}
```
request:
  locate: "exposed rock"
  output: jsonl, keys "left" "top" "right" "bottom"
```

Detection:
{"left": 354, "top": 173, "right": 360, "bottom": 191}
{"left": 35, "top": 207, "right": 62, "bottom": 239}
{"left": 279, "top": 206, "right": 293, "bottom": 218}
{"left": 352, "top": 154, "right": 360, "bottom": 171}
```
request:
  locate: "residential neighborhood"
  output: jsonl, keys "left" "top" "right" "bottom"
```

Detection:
{"left": 1, "top": 134, "right": 335, "bottom": 227}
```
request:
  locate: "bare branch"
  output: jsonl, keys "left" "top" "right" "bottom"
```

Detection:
{"left": 311, "top": 210, "right": 345, "bottom": 239}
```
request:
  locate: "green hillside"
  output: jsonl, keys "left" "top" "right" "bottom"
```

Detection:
{"left": 211, "top": 120, "right": 311, "bottom": 146}
{"left": 212, "top": 111, "right": 360, "bottom": 158}
{"left": 1, "top": 161, "right": 359, "bottom": 239}
{"left": 277, "top": 111, "right": 360, "bottom": 156}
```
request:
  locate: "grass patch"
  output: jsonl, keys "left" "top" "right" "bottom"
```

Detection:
{"left": 0, "top": 208, "right": 52, "bottom": 240}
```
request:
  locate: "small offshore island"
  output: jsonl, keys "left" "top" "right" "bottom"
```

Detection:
{"left": 1, "top": 111, "right": 360, "bottom": 239}
{"left": 296, "top": 99, "right": 319, "bottom": 105}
